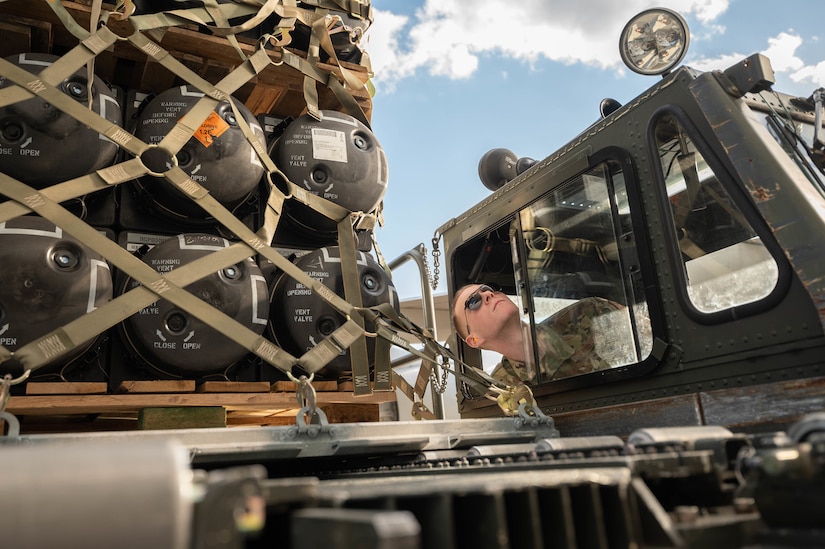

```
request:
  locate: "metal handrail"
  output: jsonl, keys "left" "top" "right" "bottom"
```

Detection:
{"left": 388, "top": 243, "right": 444, "bottom": 419}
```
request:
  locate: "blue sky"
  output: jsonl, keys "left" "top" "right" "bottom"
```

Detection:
{"left": 359, "top": 0, "right": 825, "bottom": 300}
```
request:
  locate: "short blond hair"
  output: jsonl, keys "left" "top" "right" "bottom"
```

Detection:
{"left": 451, "top": 284, "right": 477, "bottom": 341}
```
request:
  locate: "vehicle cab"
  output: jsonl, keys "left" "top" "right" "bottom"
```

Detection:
{"left": 439, "top": 9, "right": 825, "bottom": 435}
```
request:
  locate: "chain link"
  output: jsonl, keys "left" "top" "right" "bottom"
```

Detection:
{"left": 429, "top": 232, "right": 442, "bottom": 291}
{"left": 429, "top": 360, "right": 450, "bottom": 395}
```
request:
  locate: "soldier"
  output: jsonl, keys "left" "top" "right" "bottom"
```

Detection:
{"left": 451, "top": 283, "right": 620, "bottom": 385}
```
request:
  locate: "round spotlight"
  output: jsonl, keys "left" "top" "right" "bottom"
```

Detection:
{"left": 619, "top": 8, "right": 689, "bottom": 76}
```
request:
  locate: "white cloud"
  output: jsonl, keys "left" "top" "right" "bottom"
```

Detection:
{"left": 791, "top": 61, "right": 825, "bottom": 88}
{"left": 688, "top": 31, "right": 825, "bottom": 93}
{"left": 366, "top": 0, "right": 732, "bottom": 86}
{"left": 361, "top": 10, "right": 411, "bottom": 84}
{"left": 763, "top": 32, "right": 804, "bottom": 73}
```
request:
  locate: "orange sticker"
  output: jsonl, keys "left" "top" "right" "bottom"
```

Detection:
{"left": 192, "top": 111, "right": 230, "bottom": 147}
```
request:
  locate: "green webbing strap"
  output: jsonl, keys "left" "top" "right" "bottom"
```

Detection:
{"left": 44, "top": 0, "right": 93, "bottom": 41}
{"left": 147, "top": 49, "right": 272, "bottom": 170}
{"left": 372, "top": 321, "right": 439, "bottom": 368}
{"left": 201, "top": 0, "right": 246, "bottom": 61}
{"left": 285, "top": 178, "right": 353, "bottom": 223}
{"left": 414, "top": 354, "right": 434, "bottom": 402}
{"left": 325, "top": 74, "right": 371, "bottom": 128}
{"left": 0, "top": 158, "right": 145, "bottom": 223}
{"left": 158, "top": 97, "right": 223, "bottom": 153}
{"left": 0, "top": 32, "right": 146, "bottom": 220}
{"left": 129, "top": 37, "right": 271, "bottom": 154}
{"left": 369, "top": 301, "right": 435, "bottom": 341}
{"left": 280, "top": 48, "right": 370, "bottom": 128}
{"left": 372, "top": 335, "right": 393, "bottom": 391}
{"left": 88, "top": 0, "right": 103, "bottom": 110}
{"left": 303, "top": 69, "right": 322, "bottom": 121}
{"left": 337, "top": 216, "right": 372, "bottom": 395}
{"left": 363, "top": 303, "right": 434, "bottom": 399}
{"left": 393, "top": 371, "right": 416, "bottom": 403}
{"left": 258, "top": 175, "right": 288, "bottom": 244}
{"left": 312, "top": 13, "right": 369, "bottom": 92}
{"left": 302, "top": 14, "right": 324, "bottom": 120}
{"left": 297, "top": 318, "right": 364, "bottom": 375}
{"left": 228, "top": 99, "right": 277, "bottom": 172}
{"left": 42, "top": 0, "right": 370, "bottom": 128}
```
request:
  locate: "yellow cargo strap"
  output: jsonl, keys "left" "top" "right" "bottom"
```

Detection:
{"left": 337, "top": 216, "right": 373, "bottom": 395}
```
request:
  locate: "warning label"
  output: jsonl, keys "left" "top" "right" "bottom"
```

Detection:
{"left": 193, "top": 111, "right": 230, "bottom": 147}
{"left": 311, "top": 128, "right": 347, "bottom": 163}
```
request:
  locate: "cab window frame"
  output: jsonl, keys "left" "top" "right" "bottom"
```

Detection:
{"left": 648, "top": 106, "right": 793, "bottom": 324}
{"left": 508, "top": 148, "right": 665, "bottom": 397}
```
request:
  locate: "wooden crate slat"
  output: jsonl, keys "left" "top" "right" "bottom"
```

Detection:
{"left": 197, "top": 381, "right": 271, "bottom": 393}
{"left": 115, "top": 380, "right": 198, "bottom": 394}
{"left": 25, "top": 382, "right": 108, "bottom": 395}
{"left": 6, "top": 390, "right": 397, "bottom": 415}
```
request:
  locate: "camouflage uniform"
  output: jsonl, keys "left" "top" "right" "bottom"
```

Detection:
{"left": 491, "top": 296, "right": 622, "bottom": 385}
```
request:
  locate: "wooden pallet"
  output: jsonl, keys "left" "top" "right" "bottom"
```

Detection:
{"left": 4, "top": 380, "right": 398, "bottom": 433}
{"left": 0, "top": 0, "right": 373, "bottom": 120}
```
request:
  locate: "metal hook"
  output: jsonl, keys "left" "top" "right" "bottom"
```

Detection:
{"left": 287, "top": 371, "right": 317, "bottom": 418}
{"left": 0, "top": 369, "right": 30, "bottom": 414}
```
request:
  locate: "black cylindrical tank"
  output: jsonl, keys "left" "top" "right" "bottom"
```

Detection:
{"left": 119, "top": 233, "right": 269, "bottom": 376}
{"left": 270, "top": 110, "right": 388, "bottom": 241}
{"left": 289, "top": 11, "right": 370, "bottom": 63}
{"left": 268, "top": 246, "right": 397, "bottom": 379}
{"left": 131, "top": 85, "right": 266, "bottom": 223}
{"left": 0, "top": 216, "right": 113, "bottom": 376}
{"left": 0, "top": 53, "right": 122, "bottom": 188}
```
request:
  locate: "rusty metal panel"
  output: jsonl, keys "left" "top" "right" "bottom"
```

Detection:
{"left": 549, "top": 394, "right": 704, "bottom": 438}
{"left": 701, "top": 376, "right": 825, "bottom": 431}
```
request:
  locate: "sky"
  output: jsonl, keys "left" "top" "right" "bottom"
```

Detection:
{"left": 358, "top": 0, "right": 825, "bottom": 301}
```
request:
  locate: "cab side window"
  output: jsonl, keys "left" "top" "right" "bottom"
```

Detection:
{"left": 511, "top": 161, "right": 653, "bottom": 384}
{"left": 654, "top": 113, "right": 779, "bottom": 313}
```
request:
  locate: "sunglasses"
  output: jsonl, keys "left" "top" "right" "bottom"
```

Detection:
{"left": 465, "top": 284, "right": 497, "bottom": 311}
{"left": 463, "top": 284, "right": 498, "bottom": 338}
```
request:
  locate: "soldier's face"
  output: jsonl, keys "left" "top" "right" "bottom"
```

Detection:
{"left": 455, "top": 284, "right": 518, "bottom": 347}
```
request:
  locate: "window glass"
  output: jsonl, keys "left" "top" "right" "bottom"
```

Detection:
{"left": 654, "top": 112, "right": 779, "bottom": 313}
{"left": 502, "top": 161, "right": 652, "bottom": 386}
{"left": 755, "top": 110, "right": 825, "bottom": 195}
